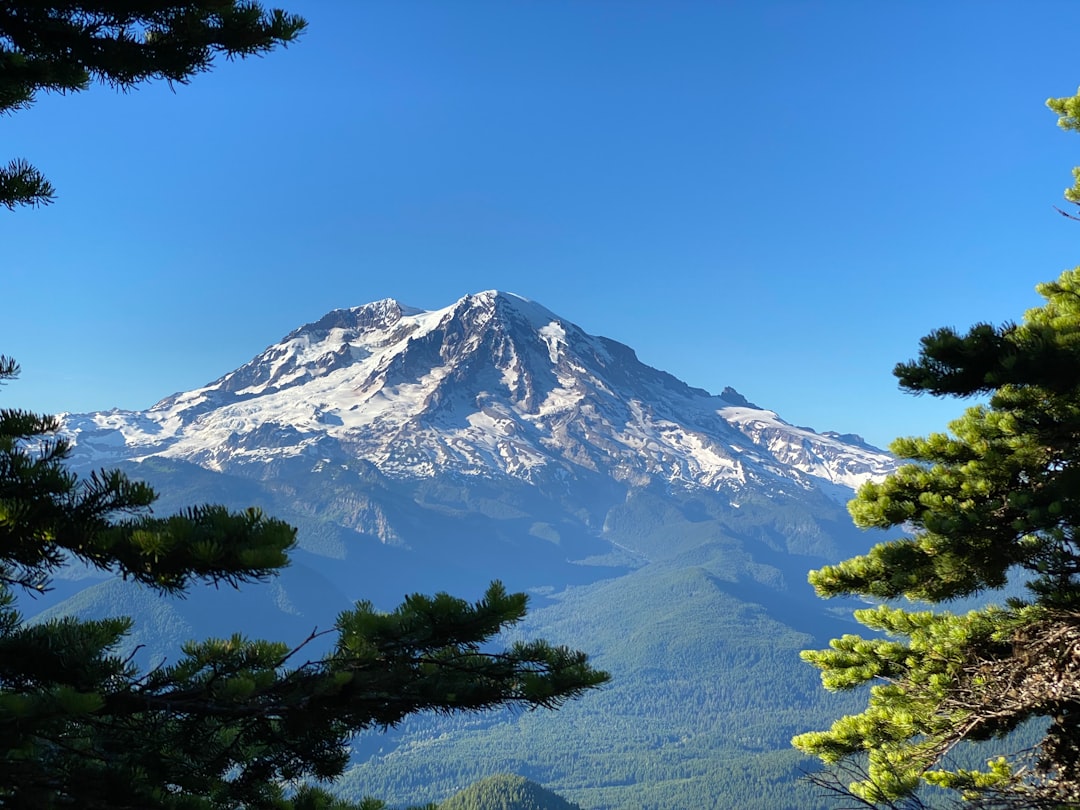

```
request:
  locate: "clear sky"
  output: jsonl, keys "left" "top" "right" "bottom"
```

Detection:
{"left": 5, "top": 1, "right": 1080, "bottom": 450}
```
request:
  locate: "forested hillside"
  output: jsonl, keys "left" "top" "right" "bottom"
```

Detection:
{"left": 440, "top": 775, "right": 583, "bottom": 810}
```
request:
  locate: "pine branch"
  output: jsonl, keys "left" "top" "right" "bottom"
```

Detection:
{"left": 0, "top": 158, "right": 55, "bottom": 209}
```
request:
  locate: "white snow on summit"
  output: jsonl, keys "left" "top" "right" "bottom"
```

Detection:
{"left": 59, "top": 291, "right": 895, "bottom": 498}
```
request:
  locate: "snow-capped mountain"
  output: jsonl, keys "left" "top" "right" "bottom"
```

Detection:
{"left": 60, "top": 291, "right": 892, "bottom": 498}
{"left": 41, "top": 291, "right": 902, "bottom": 809}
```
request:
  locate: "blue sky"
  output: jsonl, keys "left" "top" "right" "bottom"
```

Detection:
{"left": 4, "top": 1, "right": 1080, "bottom": 450}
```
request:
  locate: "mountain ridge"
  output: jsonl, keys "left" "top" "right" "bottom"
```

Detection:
{"left": 58, "top": 291, "right": 893, "bottom": 501}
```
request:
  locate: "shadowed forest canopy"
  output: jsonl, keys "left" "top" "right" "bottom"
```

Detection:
{"left": 439, "top": 774, "right": 585, "bottom": 810}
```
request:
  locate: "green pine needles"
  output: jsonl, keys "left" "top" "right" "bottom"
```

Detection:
{"left": 0, "top": 356, "right": 608, "bottom": 809}
{"left": 794, "top": 92, "right": 1080, "bottom": 806}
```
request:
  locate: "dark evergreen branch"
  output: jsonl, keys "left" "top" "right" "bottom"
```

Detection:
{"left": 0, "top": 2, "right": 306, "bottom": 210}
{"left": 0, "top": 158, "right": 55, "bottom": 208}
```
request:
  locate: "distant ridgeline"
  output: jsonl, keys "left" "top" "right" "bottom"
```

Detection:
{"left": 47, "top": 292, "right": 896, "bottom": 809}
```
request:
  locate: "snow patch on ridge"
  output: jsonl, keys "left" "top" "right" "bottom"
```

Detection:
{"left": 538, "top": 321, "right": 566, "bottom": 364}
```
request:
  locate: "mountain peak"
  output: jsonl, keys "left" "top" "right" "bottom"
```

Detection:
{"left": 719, "top": 386, "right": 759, "bottom": 409}
{"left": 286, "top": 298, "right": 424, "bottom": 340}
{"left": 451, "top": 290, "right": 563, "bottom": 330}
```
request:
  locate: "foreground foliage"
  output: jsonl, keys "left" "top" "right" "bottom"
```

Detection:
{"left": 793, "top": 271, "right": 1080, "bottom": 802}
{"left": 0, "top": 355, "right": 608, "bottom": 808}
{"left": 0, "top": 1, "right": 306, "bottom": 209}
{"left": 794, "top": 85, "right": 1080, "bottom": 808}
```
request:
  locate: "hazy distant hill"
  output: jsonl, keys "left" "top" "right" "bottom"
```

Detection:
{"left": 43, "top": 291, "right": 893, "bottom": 808}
